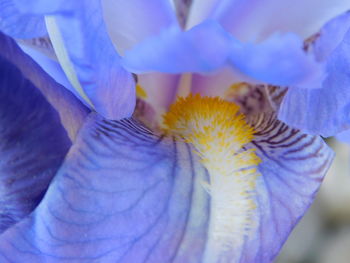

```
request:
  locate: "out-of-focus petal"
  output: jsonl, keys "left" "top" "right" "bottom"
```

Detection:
{"left": 101, "top": 0, "right": 178, "bottom": 54}
{"left": 229, "top": 33, "right": 325, "bottom": 88}
{"left": 187, "top": 0, "right": 350, "bottom": 41}
{"left": 0, "top": 32, "right": 89, "bottom": 140}
{"left": 240, "top": 113, "right": 334, "bottom": 262}
{"left": 0, "top": 0, "right": 46, "bottom": 38}
{"left": 122, "top": 20, "right": 232, "bottom": 74}
{"left": 0, "top": 52, "right": 71, "bottom": 233}
{"left": 336, "top": 129, "right": 350, "bottom": 144}
{"left": 0, "top": 114, "right": 211, "bottom": 262}
{"left": 313, "top": 11, "right": 350, "bottom": 61}
{"left": 13, "top": 0, "right": 136, "bottom": 119}
{"left": 278, "top": 15, "right": 350, "bottom": 137}
{"left": 123, "top": 21, "right": 324, "bottom": 89}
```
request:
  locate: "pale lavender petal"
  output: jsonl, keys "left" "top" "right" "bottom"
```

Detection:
{"left": 188, "top": 0, "right": 350, "bottom": 41}
{"left": 102, "top": 0, "right": 178, "bottom": 54}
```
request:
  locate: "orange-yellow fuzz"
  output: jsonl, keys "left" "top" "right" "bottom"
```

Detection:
{"left": 163, "top": 94, "right": 261, "bottom": 252}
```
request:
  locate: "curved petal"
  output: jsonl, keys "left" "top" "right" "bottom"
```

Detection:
{"left": 101, "top": 0, "right": 178, "bottom": 54}
{"left": 122, "top": 20, "right": 232, "bottom": 74}
{"left": 0, "top": 32, "right": 89, "bottom": 140}
{"left": 229, "top": 33, "right": 325, "bottom": 88}
{"left": 313, "top": 11, "right": 350, "bottom": 61}
{"left": 0, "top": 51, "right": 71, "bottom": 233}
{"left": 241, "top": 113, "right": 334, "bottom": 262}
{"left": 187, "top": 0, "right": 350, "bottom": 41}
{"left": 0, "top": 115, "right": 211, "bottom": 262}
{"left": 0, "top": 0, "right": 46, "bottom": 38}
{"left": 278, "top": 14, "right": 350, "bottom": 137}
{"left": 14, "top": 0, "right": 136, "bottom": 119}
{"left": 124, "top": 20, "right": 324, "bottom": 88}
{"left": 0, "top": 112, "right": 333, "bottom": 262}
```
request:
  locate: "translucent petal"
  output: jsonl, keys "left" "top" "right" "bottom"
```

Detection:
{"left": 102, "top": 0, "right": 178, "bottom": 54}
{"left": 188, "top": 0, "right": 350, "bottom": 41}
{"left": 122, "top": 20, "right": 232, "bottom": 74}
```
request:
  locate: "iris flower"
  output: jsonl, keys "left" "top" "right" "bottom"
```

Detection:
{"left": 0, "top": 0, "right": 347, "bottom": 262}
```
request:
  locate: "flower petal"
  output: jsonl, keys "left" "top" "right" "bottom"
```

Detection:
{"left": 188, "top": 0, "right": 350, "bottom": 40}
{"left": 0, "top": 114, "right": 211, "bottom": 262}
{"left": 0, "top": 111, "right": 333, "bottom": 262}
{"left": 101, "top": 0, "right": 178, "bottom": 54}
{"left": 122, "top": 20, "right": 232, "bottom": 74}
{"left": 0, "top": 49, "right": 71, "bottom": 233}
{"left": 241, "top": 113, "right": 334, "bottom": 262}
{"left": 0, "top": 0, "right": 46, "bottom": 38}
{"left": 229, "top": 33, "right": 325, "bottom": 88}
{"left": 13, "top": 0, "right": 136, "bottom": 119}
{"left": 123, "top": 20, "right": 324, "bottom": 88}
{"left": 278, "top": 13, "right": 350, "bottom": 137}
{"left": 0, "top": 32, "right": 89, "bottom": 140}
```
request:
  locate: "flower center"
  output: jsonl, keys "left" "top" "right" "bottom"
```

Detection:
{"left": 163, "top": 94, "right": 261, "bottom": 252}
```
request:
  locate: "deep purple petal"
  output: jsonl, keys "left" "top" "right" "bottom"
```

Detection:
{"left": 0, "top": 32, "right": 89, "bottom": 140}
{"left": 0, "top": 51, "right": 71, "bottom": 233}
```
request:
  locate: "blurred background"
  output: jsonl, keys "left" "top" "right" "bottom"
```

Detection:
{"left": 276, "top": 139, "right": 350, "bottom": 263}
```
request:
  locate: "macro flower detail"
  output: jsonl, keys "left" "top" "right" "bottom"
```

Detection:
{"left": 0, "top": 0, "right": 347, "bottom": 262}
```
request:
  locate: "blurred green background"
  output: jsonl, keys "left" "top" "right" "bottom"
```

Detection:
{"left": 276, "top": 139, "right": 350, "bottom": 263}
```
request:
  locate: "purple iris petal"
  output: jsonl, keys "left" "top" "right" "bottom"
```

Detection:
{"left": 278, "top": 12, "right": 350, "bottom": 137}
{"left": 0, "top": 0, "right": 46, "bottom": 38}
{"left": 122, "top": 20, "right": 232, "bottom": 73}
{"left": 0, "top": 112, "right": 333, "bottom": 262}
{"left": 0, "top": 115, "right": 210, "bottom": 262}
{"left": 122, "top": 20, "right": 323, "bottom": 89}
{"left": 0, "top": 47, "right": 71, "bottom": 234}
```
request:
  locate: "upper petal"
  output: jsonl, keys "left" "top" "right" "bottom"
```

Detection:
{"left": 123, "top": 20, "right": 324, "bottom": 89}
{"left": 101, "top": 0, "right": 178, "bottom": 54}
{"left": 187, "top": 0, "right": 350, "bottom": 41}
{"left": 122, "top": 20, "right": 232, "bottom": 74}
